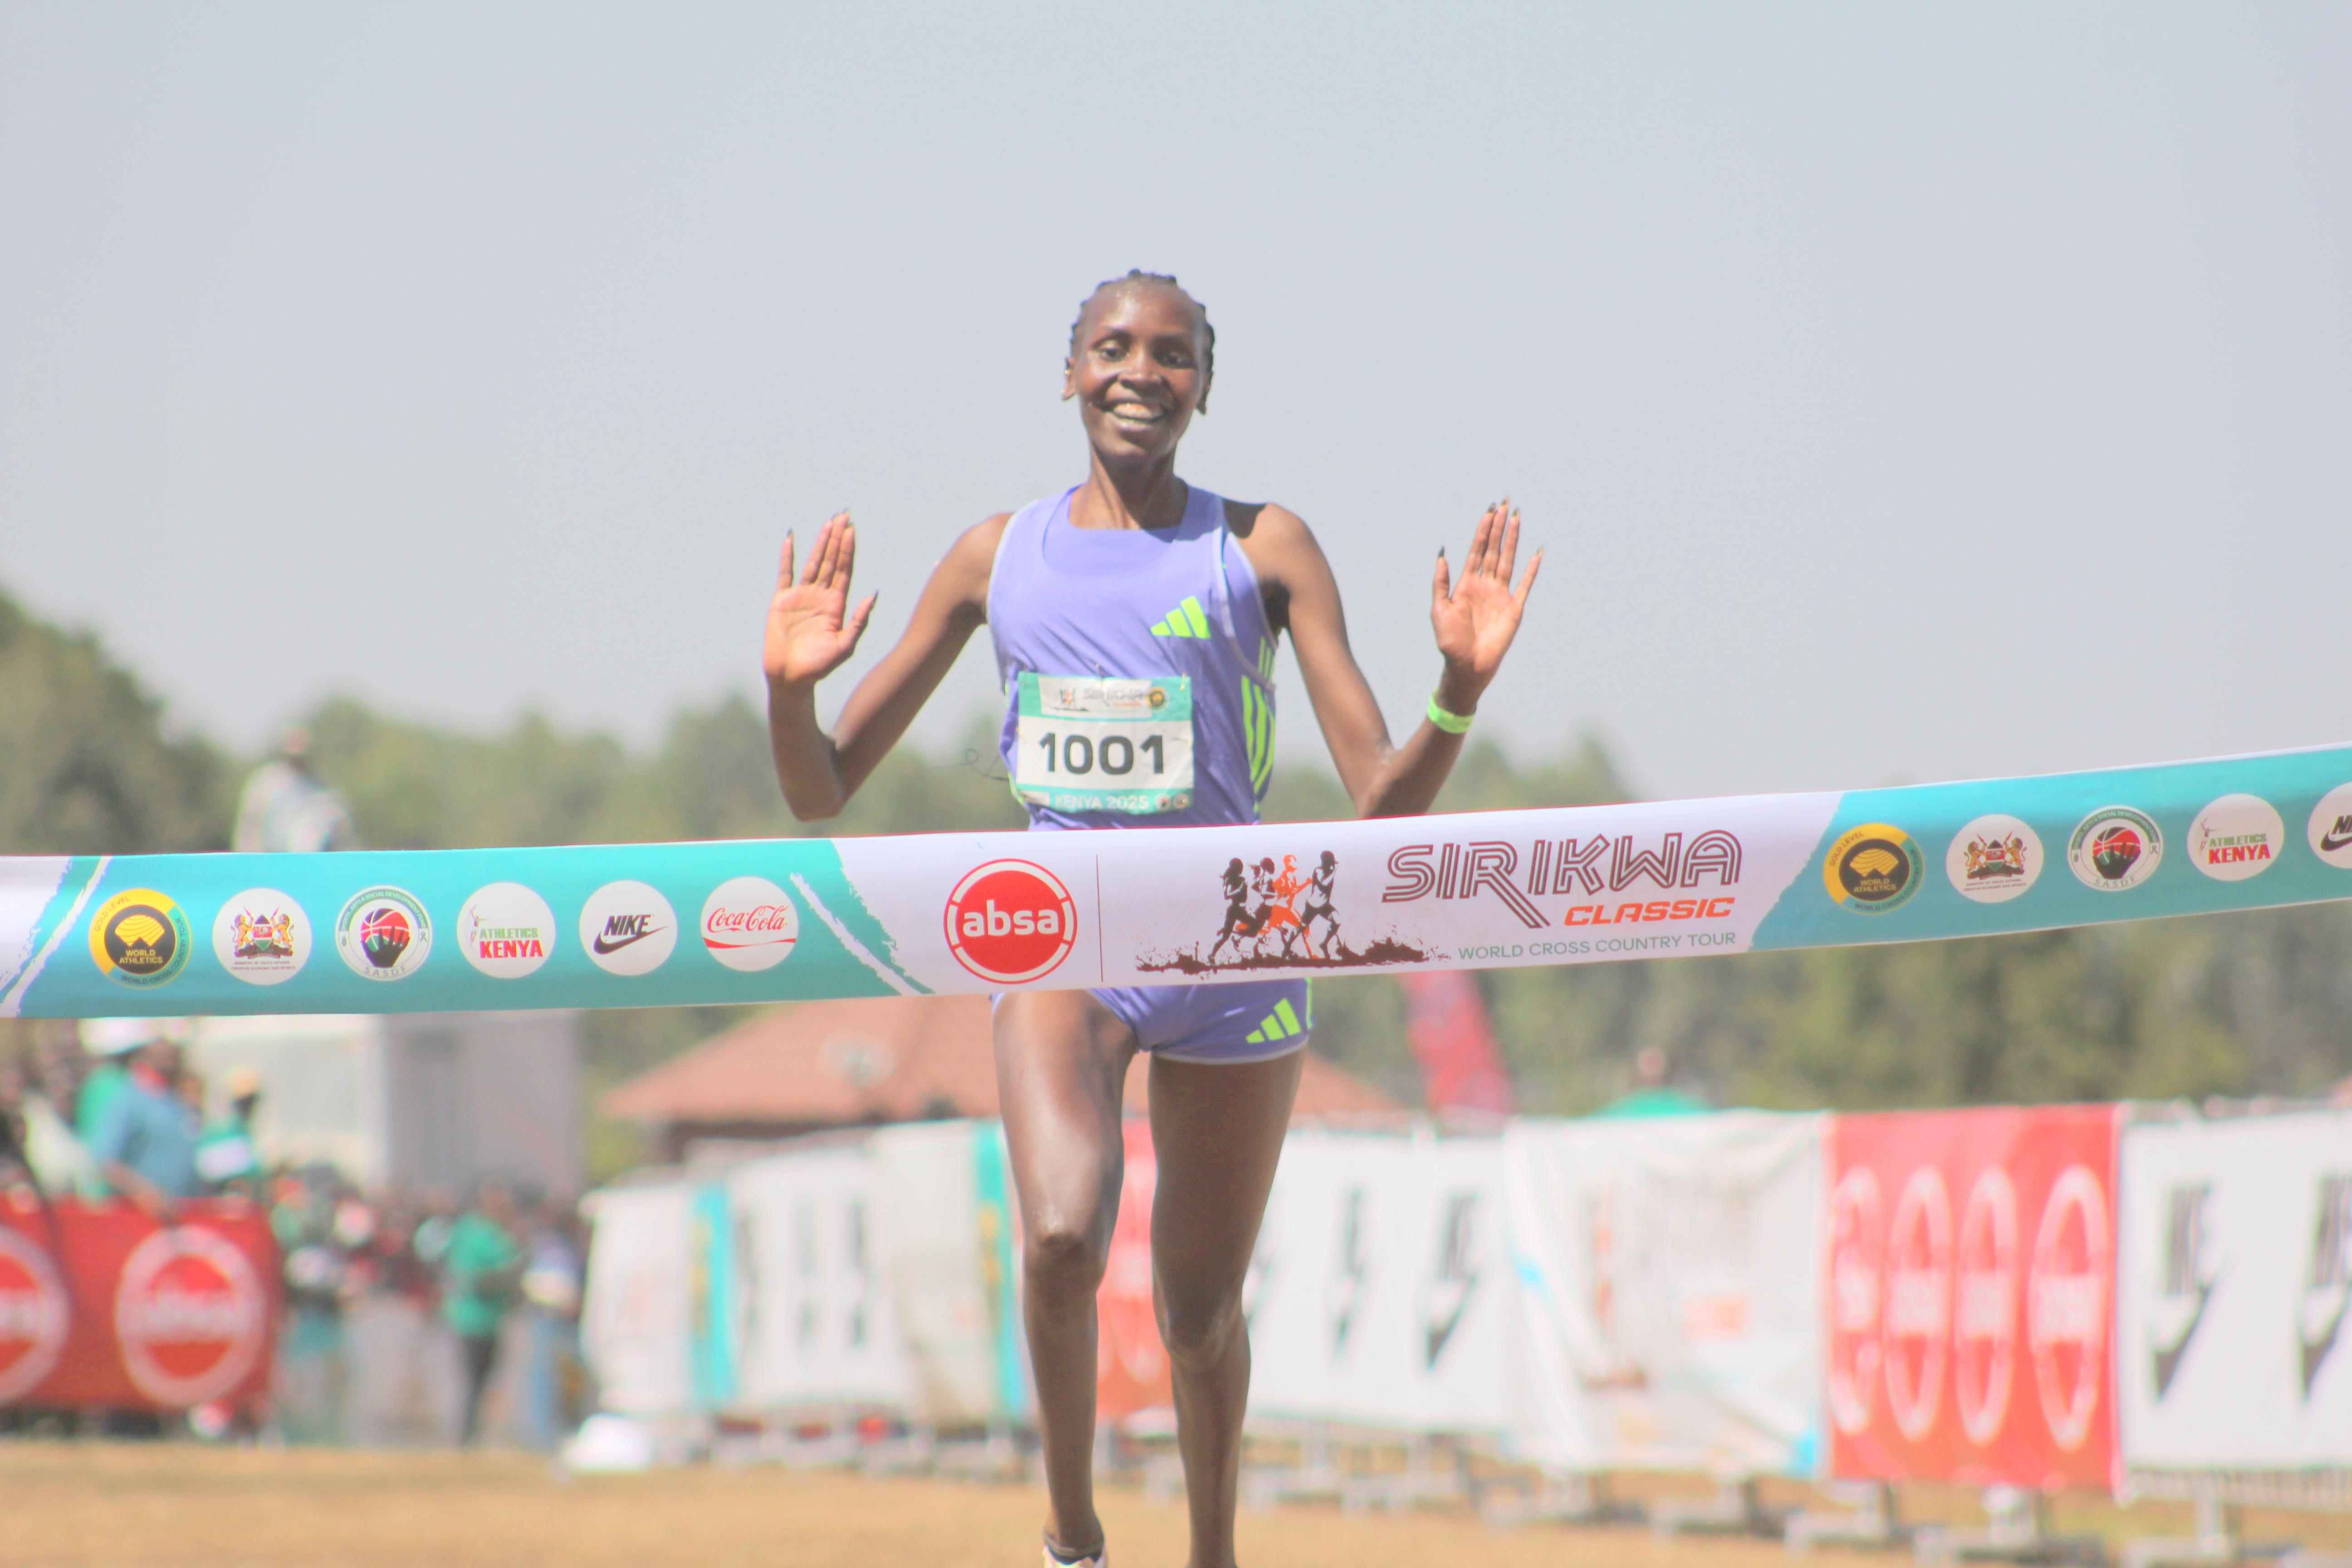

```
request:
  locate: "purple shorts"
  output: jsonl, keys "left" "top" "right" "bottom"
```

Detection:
{"left": 1091, "top": 978, "right": 1312, "bottom": 1064}
{"left": 990, "top": 978, "right": 1312, "bottom": 1064}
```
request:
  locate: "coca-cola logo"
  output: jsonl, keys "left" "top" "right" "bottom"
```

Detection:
{"left": 113, "top": 1227, "right": 266, "bottom": 1406}
{"left": 2029, "top": 1165, "right": 2108, "bottom": 1451}
{"left": 1826, "top": 1166, "right": 1883, "bottom": 1435}
{"left": 0, "top": 1226, "right": 70, "bottom": 1402}
{"left": 943, "top": 860, "right": 1076, "bottom": 984}
{"left": 701, "top": 876, "right": 800, "bottom": 974}
{"left": 1882, "top": 1167, "right": 1952, "bottom": 1441}
{"left": 1954, "top": 1168, "right": 2019, "bottom": 1446}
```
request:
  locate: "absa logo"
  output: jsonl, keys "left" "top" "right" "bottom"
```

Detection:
{"left": 2028, "top": 1166, "right": 2109, "bottom": 1452}
{"left": 944, "top": 860, "right": 1076, "bottom": 984}
{"left": 0, "top": 1226, "right": 70, "bottom": 1403}
{"left": 113, "top": 1227, "right": 268, "bottom": 1406}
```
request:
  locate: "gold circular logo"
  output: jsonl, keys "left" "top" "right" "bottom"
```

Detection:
{"left": 89, "top": 888, "right": 193, "bottom": 988}
{"left": 1823, "top": 824, "right": 1922, "bottom": 914}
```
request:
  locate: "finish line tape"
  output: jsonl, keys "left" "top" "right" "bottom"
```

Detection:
{"left": 5, "top": 742, "right": 2351, "bottom": 1019}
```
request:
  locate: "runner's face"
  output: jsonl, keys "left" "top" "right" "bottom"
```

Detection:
{"left": 1065, "top": 285, "right": 1206, "bottom": 465}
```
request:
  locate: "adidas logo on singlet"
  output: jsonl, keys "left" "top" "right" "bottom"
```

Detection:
{"left": 1150, "top": 596, "right": 1211, "bottom": 638}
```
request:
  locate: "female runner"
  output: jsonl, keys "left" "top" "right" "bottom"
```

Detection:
{"left": 763, "top": 271, "right": 1539, "bottom": 1568}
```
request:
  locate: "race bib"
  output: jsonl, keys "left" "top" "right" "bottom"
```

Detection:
{"left": 1014, "top": 673, "right": 1195, "bottom": 814}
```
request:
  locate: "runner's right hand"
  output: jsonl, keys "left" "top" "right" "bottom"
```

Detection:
{"left": 764, "top": 513, "right": 879, "bottom": 689}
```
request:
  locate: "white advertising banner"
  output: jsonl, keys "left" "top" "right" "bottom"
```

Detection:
{"left": 1503, "top": 1112, "right": 1826, "bottom": 1476}
{"left": 868, "top": 1121, "right": 1026, "bottom": 1425}
{"left": 2117, "top": 1109, "right": 2352, "bottom": 1471}
{"left": 17, "top": 743, "right": 2352, "bottom": 1022}
{"left": 580, "top": 1182, "right": 696, "bottom": 1419}
{"left": 1246, "top": 1130, "right": 1512, "bottom": 1433}
{"left": 730, "top": 1143, "right": 913, "bottom": 1412}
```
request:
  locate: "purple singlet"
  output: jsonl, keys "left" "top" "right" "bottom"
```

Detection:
{"left": 986, "top": 483, "right": 1309, "bottom": 1062}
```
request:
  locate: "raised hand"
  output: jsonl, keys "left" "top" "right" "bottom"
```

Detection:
{"left": 763, "top": 513, "right": 878, "bottom": 690}
{"left": 1430, "top": 501, "right": 1541, "bottom": 706}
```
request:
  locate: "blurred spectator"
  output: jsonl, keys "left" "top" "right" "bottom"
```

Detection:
{"left": 193, "top": 1066, "right": 265, "bottom": 1195}
{"left": 0, "top": 1057, "right": 29, "bottom": 1185}
{"left": 232, "top": 725, "right": 356, "bottom": 853}
{"left": 443, "top": 1179, "right": 524, "bottom": 1446}
{"left": 13, "top": 1027, "right": 103, "bottom": 1196}
{"left": 73, "top": 1018, "right": 152, "bottom": 1152}
{"left": 516, "top": 1197, "right": 587, "bottom": 1449}
{"left": 271, "top": 1166, "right": 357, "bottom": 1444}
{"left": 87, "top": 1035, "right": 201, "bottom": 1215}
{"left": 412, "top": 1190, "right": 458, "bottom": 1270}
{"left": 1598, "top": 1045, "right": 1710, "bottom": 1119}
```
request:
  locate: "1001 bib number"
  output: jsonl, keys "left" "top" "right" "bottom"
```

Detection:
{"left": 1014, "top": 673, "right": 1195, "bottom": 814}
{"left": 1035, "top": 732, "right": 1168, "bottom": 777}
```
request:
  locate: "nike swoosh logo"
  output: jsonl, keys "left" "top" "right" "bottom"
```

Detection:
{"left": 1423, "top": 1275, "right": 1477, "bottom": 1367}
{"left": 2303, "top": 1294, "right": 2347, "bottom": 1397}
{"left": 2151, "top": 1274, "right": 2217, "bottom": 1398}
{"left": 593, "top": 925, "right": 663, "bottom": 955}
{"left": 2321, "top": 828, "right": 2352, "bottom": 853}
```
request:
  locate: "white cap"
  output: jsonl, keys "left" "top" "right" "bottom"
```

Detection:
{"left": 79, "top": 1017, "right": 190, "bottom": 1055}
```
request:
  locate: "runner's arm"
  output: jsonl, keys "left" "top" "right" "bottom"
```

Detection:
{"left": 1242, "top": 502, "right": 1538, "bottom": 819}
{"left": 764, "top": 513, "right": 1007, "bottom": 820}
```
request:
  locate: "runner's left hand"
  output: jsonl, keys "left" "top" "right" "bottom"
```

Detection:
{"left": 1430, "top": 501, "right": 1540, "bottom": 706}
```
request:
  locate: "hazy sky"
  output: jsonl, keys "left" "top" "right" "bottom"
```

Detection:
{"left": 4, "top": 4, "right": 2345, "bottom": 803}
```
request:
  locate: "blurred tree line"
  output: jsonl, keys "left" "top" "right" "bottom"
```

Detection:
{"left": 4, "top": 585, "right": 2348, "bottom": 1163}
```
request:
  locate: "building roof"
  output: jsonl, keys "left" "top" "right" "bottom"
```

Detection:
{"left": 601, "top": 993, "right": 1404, "bottom": 1131}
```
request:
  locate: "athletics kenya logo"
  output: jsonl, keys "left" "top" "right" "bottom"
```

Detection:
{"left": 113, "top": 1227, "right": 268, "bottom": 1406}
{"left": 0, "top": 1226, "right": 71, "bottom": 1403}
{"left": 944, "top": 860, "right": 1076, "bottom": 985}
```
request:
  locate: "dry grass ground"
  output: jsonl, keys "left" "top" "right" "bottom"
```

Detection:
{"left": 0, "top": 1446, "right": 2346, "bottom": 1568}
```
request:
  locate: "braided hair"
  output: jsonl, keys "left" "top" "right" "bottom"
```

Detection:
{"left": 1067, "top": 270, "right": 1215, "bottom": 410}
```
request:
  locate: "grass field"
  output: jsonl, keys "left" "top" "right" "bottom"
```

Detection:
{"left": 2, "top": 1446, "right": 2348, "bottom": 1568}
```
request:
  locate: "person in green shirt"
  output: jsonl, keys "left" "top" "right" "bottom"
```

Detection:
{"left": 1597, "top": 1045, "right": 1712, "bottom": 1119}
{"left": 193, "top": 1067, "right": 265, "bottom": 1196}
{"left": 442, "top": 1178, "right": 524, "bottom": 1446}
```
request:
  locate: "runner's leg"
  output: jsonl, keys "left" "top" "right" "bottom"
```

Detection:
{"left": 995, "top": 990, "right": 1136, "bottom": 1560}
{"left": 1148, "top": 1049, "right": 1305, "bottom": 1568}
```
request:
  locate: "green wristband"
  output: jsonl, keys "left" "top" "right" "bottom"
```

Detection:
{"left": 1426, "top": 692, "right": 1475, "bottom": 735}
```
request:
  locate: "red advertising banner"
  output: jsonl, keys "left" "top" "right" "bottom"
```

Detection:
{"left": 0, "top": 1194, "right": 279, "bottom": 1410}
{"left": 1399, "top": 970, "right": 1514, "bottom": 1117}
{"left": 1093, "top": 1119, "right": 1172, "bottom": 1420}
{"left": 1826, "top": 1105, "right": 2117, "bottom": 1490}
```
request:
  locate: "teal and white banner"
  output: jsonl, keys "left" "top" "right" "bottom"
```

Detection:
{"left": 4, "top": 742, "right": 2349, "bottom": 1019}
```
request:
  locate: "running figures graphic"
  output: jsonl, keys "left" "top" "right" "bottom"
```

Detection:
{"left": 1161, "top": 850, "right": 1425, "bottom": 976}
